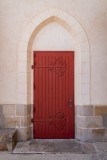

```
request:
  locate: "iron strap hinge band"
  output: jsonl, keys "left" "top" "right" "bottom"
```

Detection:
{"left": 31, "top": 65, "right": 34, "bottom": 69}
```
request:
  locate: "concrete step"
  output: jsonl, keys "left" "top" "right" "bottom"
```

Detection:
{"left": 0, "top": 128, "right": 17, "bottom": 151}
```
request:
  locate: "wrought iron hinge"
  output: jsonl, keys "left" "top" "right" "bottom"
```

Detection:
{"left": 31, "top": 65, "right": 34, "bottom": 69}
{"left": 31, "top": 118, "right": 34, "bottom": 123}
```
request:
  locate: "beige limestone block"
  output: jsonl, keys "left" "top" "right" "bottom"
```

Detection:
{"left": 76, "top": 105, "right": 93, "bottom": 116}
{"left": 5, "top": 117, "right": 20, "bottom": 128}
{"left": 16, "top": 105, "right": 31, "bottom": 116}
{"left": 77, "top": 115, "right": 103, "bottom": 128}
{"left": 17, "top": 127, "right": 31, "bottom": 141}
{"left": 21, "top": 116, "right": 31, "bottom": 127}
{"left": 3, "top": 105, "right": 15, "bottom": 116}
{"left": 93, "top": 106, "right": 107, "bottom": 116}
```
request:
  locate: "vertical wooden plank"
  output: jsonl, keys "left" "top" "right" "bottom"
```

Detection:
{"left": 44, "top": 55, "right": 47, "bottom": 138}
{"left": 51, "top": 55, "right": 54, "bottom": 137}
{"left": 53, "top": 55, "right": 56, "bottom": 137}
{"left": 33, "top": 52, "right": 36, "bottom": 138}
{"left": 48, "top": 55, "right": 51, "bottom": 138}
{"left": 38, "top": 54, "right": 41, "bottom": 138}
{"left": 41, "top": 55, "right": 44, "bottom": 138}
{"left": 47, "top": 55, "right": 49, "bottom": 138}
{"left": 54, "top": 55, "right": 56, "bottom": 137}
{"left": 66, "top": 55, "right": 69, "bottom": 137}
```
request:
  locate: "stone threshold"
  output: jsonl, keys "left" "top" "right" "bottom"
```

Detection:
{"left": 12, "top": 139, "right": 96, "bottom": 154}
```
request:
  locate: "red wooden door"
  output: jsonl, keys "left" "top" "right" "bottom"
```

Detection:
{"left": 33, "top": 51, "right": 74, "bottom": 139}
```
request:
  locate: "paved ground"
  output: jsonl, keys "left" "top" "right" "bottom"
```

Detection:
{"left": 0, "top": 141, "right": 107, "bottom": 160}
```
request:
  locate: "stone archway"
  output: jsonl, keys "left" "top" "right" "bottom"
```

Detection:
{"left": 17, "top": 8, "right": 90, "bottom": 140}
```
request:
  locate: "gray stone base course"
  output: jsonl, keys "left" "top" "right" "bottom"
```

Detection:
{"left": 0, "top": 129, "right": 17, "bottom": 151}
{"left": 1, "top": 104, "right": 107, "bottom": 142}
{"left": 76, "top": 105, "right": 107, "bottom": 142}
{"left": 77, "top": 127, "right": 107, "bottom": 142}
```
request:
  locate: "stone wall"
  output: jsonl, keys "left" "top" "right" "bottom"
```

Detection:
{"left": 76, "top": 105, "right": 107, "bottom": 142}
{"left": 1, "top": 104, "right": 31, "bottom": 141}
{"left": 0, "top": 105, "right": 5, "bottom": 128}
{"left": 1, "top": 104, "right": 107, "bottom": 141}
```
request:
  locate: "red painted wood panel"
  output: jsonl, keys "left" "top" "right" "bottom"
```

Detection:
{"left": 33, "top": 51, "right": 74, "bottom": 139}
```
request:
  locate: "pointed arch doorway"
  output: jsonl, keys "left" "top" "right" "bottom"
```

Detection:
{"left": 17, "top": 8, "right": 90, "bottom": 141}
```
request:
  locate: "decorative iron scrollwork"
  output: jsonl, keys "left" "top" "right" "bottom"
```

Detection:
{"left": 49, "top": 112, "right": 66, "bottom": 130}
{"left": 49, "top": 58, "right": 67, "bottom": 77}
{"left": 34, "top": 58, "right": 67, "bottom": 77}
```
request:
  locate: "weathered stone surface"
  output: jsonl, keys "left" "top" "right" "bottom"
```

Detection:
{"left": 16, "top": 105, "right": 31, "bottom": 116}
{"left": 5, "top": 117, "right": 20, "bottom": 128}
{"left": 77, "top": 127, "right": 91, "bottom": 141}
{"left": 80, "top": 141, "right": 96, "bottom": 154}
{"left": 0, "top": 105, "right": 3, "bottom": 116}
{"left": 13, "top": 139, "right": 97, "bottom": 154}
{"left": 76, "top": 105, "right": 107, "bottom": 141}
{"left": 31, "top": 104, "right": 33, "bottom": 120}
{"left": 0, "top": 134, "right": 7, "bottom": 143}
{"left": 0, "top": 129, "right": 17, "bottom": 151}
{"left": 7, "top": 129, "right": 17, "bottom": 151}
{"left": 77, "top": 127, "right": 107, "bottom": 142}
{"left": 93, "top": 106, "right": 107, "bottom": 116}
{"left": 76, "top": 105, "right": 93, "bottom": 116}
{"left": 93, "top": 142, "right": 107, "bottom": 155}
{"left": 21, "top": 116, "right": 31, "bottom": 127}
{"left": 91, "top": 128, "right": 105, "bottom": 139}
{"left": 0, "top": 105, "right": 7, "bottom": 128}
{"left": 17, "top": 127, "right": 31, "bottom": 141}
{"left": 3, "top": 105, "right": 16, "bottom": 116}
{"left": 77, "top": 115, "right": 103, "bottom": 128}
{"left": 102, "top": 115, "right": 107, "bottom": 128}
{"left": 0, "top": 134, "right": 8, "bottom": 151}
{"left": 0, "top": 117, "right": 5, "bottom": 128}
{"left": 86, "top": 116, "right": 103, "bottom": 128}
{"left": 0, "top": 151, "right": 106, "bottom": 159}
